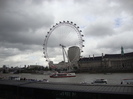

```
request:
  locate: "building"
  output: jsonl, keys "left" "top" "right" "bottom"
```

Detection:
{"left": 103, "top": 52, "right": 133, "bottom": 72}
{"left": 78, "top": 50, "right": 133, "bottom": 73}
{"left": 68, "top": 46, "right": 80, "bottom": 62}
{"left": 49, "top": 61, "right": 70, "bottom": 71}
{"left": 78, "top": 55, "right": 103, "bottom": 72}
{"left": 68, "top": 46, "right": 80, "bottom": 68}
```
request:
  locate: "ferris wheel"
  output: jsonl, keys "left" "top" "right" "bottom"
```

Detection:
{"left": 43, "top": 21, "right": 84, "bottom": 64}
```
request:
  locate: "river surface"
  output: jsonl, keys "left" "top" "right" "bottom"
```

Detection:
{"left": 1, "top": 73, "right": 133, "bottom": 85}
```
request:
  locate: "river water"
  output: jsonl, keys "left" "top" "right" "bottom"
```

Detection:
{"left": 1, "top": 73, "right": 133, "bottom": 85}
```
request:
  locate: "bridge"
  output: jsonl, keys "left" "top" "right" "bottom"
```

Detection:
{"left": 0, "top": 80, "right": 133, "bottom": 99}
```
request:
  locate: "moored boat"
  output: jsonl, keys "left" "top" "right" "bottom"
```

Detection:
{"left": 42, "top": 79, "right": 49, "bottom": 82}
{"left": 91, "top": 79, "right": 107, "bottom": 84}
{"left": 8, "top": 76, "right": 21, "bottom": 80}
{"left": 50, "top": 72, "right": 76, "bottom": 78}
{"left": 121, "top": 78, "right": 133, "bottom": 84}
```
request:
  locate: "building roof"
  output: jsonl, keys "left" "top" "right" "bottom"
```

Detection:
{"left": 0, "top": 80, "right": 133, "bottom": 95}
{"left": 79, "top": 52, "right": 133, "bottom": 61}
{"left": 79, "top": 56, "right": 102, "bottom": 61}
{"left": 104, "top": 54, "right": 121, "bottom": 58}
{"left": 105, "top": 52, "right": 133, "bottom": 58}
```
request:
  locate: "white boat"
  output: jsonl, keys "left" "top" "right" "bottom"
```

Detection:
{"left": 50, "top": 72, "right": 76, "bottom": 78}
{"left": 42, "top": 79, "right": 49, "bottom": 82}
{"left": 121, "top": 79, "right": 133, "bottom": 84}
{"left": 80, "top": 81, "right": 88, "bottom": 85}
{"left": 8, "top": 76, "right": 20, "bottom": 80}
{"left": 91, "top": 79, "right": 107, "bottom": 84}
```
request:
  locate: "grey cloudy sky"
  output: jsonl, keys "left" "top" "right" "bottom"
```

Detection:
{"left": 0, "top": 0, "right": 133, "bottom": 67}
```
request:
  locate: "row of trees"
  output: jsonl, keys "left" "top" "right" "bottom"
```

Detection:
{"left": 1, "top": 65, "right": 51, "bottom": 74}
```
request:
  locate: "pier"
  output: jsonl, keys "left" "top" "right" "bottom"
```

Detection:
{"left": 0, "top": 80, "right": 133, "bottom": 99}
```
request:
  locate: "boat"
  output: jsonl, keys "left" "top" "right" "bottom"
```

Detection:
{"left": 8, "top": 76, "right": 21, "bottom": 80}
{"left": 42, "top": 79, "right": 49, "bottom": 82}
{"left": 50, "top": 72, "right": 76, "bottom": 78}
{"left": 91, "top": 79, "right": 107, "bottom": 84}
{"left": 80, "top": 81, "right": 88, "bottom": 85}
{"left": 121, "top": 79, "right": 133, "bottom": 84}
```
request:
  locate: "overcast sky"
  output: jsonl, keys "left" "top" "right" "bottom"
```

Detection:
{"left": 0, "top": 0, "right": 133, "bottom": 67}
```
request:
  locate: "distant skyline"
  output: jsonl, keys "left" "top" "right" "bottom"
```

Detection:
{"left": 0, "top": 0, "right": 133, "bottom": 67}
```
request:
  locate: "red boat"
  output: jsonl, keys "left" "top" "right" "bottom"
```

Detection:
{"left": 50, "top": 72, "right": 76, "bottom": 78}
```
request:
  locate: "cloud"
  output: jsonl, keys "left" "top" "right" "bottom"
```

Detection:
{"left": 0, "top": 0, "right": 133, "bottom": 67}
{"left": 1, "top": 51, "right": 45, "bottom": 66}
{"left": 0, "top": 0, "right": 54, "bottom": 49}
{"left": 0, "top": 0, "right": 55, "bottom": 66}
{"left": 0, "top": 1, "right": 53, "bottom": 38}
{"left": 84, "top": 22, "right": 115, "bottom": 37}
{"left": 0, "top": 47, "right": 20, "bottom": 58}
{"left": 116, "top": 0, "right": 133, "bottom": 14}
{"left": 98, "top": 31, "right": 133, "bottom": 49}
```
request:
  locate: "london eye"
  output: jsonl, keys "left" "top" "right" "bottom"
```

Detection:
{"left": 43, "top": 21, "right": 84, "bottom": 66}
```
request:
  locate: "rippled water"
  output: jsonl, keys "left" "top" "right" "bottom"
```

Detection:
{"left": 1, "top": 73, "right": 133, "bottom": 85}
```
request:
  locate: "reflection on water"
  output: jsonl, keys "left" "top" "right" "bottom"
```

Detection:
{"left": 1, "top": 73, "right": 133, "bottom": 85}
